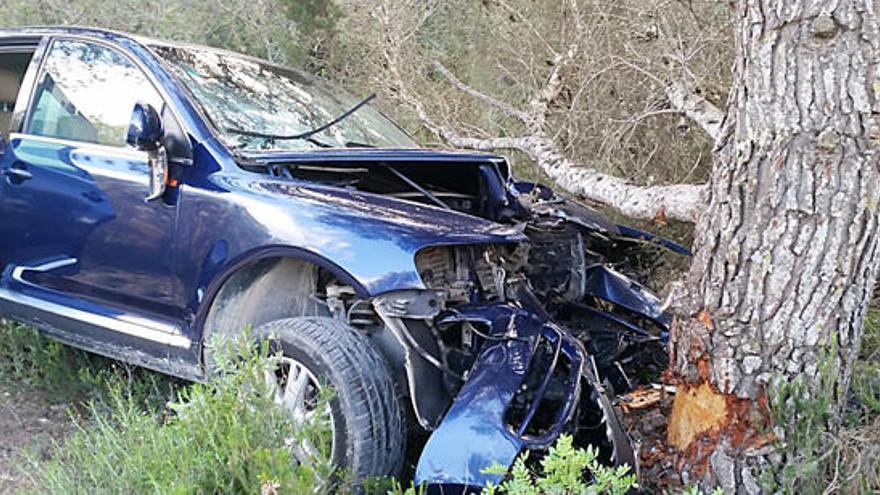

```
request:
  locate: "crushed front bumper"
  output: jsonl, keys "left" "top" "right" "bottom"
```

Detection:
{"left": 414, "top": 302, "right": 637, "bottom": 490}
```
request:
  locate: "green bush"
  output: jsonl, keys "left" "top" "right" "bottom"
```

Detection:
{"left": 0, "top": 320, "right": 173, "bottom": 407}
{"left": 480, "top": 435, "right": 636, "bottom": 495}
{"left": 862, "top": 307, "right": 880, "bottom": 361}
{"left": 20, "top": 337, "right": 335, "bottom": 495}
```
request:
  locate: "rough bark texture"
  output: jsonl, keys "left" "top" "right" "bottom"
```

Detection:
{"left": 668, "top": 0, "right": 880, "bottom": 491}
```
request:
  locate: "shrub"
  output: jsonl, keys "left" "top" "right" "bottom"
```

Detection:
{"left": 20, "top": 336, "right": 335, "bottom": 495}
{"left": 0, "top": 320, "right": 173, "bottom": 407}
{"left": 481, "top": 435, "right": 637, "bottom": 495}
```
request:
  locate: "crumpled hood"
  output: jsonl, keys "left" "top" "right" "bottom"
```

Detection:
{"left": 214, "top": 172, "right": 526, "bottom": 296}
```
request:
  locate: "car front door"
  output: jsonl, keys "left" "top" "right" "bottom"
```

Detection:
{"left": 0, "top": 38, "right": 187, "bottom": 342}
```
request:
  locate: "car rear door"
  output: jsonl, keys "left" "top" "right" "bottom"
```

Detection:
{"left": 0, "top": 37, "right": 190, "bottom": 351}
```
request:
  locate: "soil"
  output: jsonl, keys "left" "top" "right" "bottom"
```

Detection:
{"left": 618, "top": 388, "right": 681, "bottom": 493}
{"left": 0, "top": 385, "right": 74, "bottom": 493}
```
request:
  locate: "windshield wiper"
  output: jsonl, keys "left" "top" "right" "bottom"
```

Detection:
{"left": 345, "top": 141, "right": 376, "bottom": 148}
{"left": 224, "top": 93, "right": 377, "bottom": 147}
{"left": 225, "top": 129, "right": 333, "bottom": 149}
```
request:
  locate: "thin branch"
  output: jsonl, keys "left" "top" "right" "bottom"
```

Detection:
{"left": 528, "top": 41, "right": 578, "bottom": 130}
{"left": 432, "top": 62, "right": 530, "bottom": 123}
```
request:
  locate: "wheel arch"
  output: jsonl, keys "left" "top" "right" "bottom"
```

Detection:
{"left": 193, "top": 246, "right": 368, "bottom": 368}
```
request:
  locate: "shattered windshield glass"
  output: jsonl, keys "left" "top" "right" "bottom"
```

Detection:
{"left": 151, "top": 44, "right": 417, "bottom": 151}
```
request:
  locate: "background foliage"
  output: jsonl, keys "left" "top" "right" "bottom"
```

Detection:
{"left": 0, "top": 0, "right": 731, "bottom": 189}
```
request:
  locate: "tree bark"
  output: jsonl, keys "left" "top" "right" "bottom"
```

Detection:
{"left": 667, "top": 0, "right": 880, "bottom": 491}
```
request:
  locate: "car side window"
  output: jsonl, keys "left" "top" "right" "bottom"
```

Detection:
{"left": 25, "top": 39, "right": 163, "bottom": 147}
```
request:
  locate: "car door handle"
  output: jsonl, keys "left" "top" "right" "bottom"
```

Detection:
{"left": 2, "top": 167, "right": 33, "bottom": 182}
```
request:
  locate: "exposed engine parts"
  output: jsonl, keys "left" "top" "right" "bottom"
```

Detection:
{"left": 255, "top": 160, "right": 688, "bottom": 488}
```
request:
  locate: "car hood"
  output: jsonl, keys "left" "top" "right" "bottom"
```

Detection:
{"left": 212, "top": 171, "right": 526, "bottom": 296}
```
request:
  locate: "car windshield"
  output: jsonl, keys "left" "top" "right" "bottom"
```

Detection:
{"left": 150, "top": 44, "right": 417, "bottom": 151}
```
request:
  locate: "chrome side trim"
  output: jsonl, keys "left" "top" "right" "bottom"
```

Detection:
{"left": 4, "top": 259, "right": 190, "bottom": 348}
{"left": 10, "top": 257, "right": 78, "bottom": 279}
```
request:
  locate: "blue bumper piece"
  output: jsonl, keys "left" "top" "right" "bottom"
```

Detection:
{"left": 584, "top": 264, "right": 671, "bottom": 328}
{"left": 415, "top": 304, "right": 584, "bottom": 488}
{"left": 615, "top": 223, "right": 692, "bottom": 256}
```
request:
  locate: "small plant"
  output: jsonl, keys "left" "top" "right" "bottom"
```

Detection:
{"left": 481, "top": 435, "right": 636, "bottom": 495}
{"left": 851, "top": 361, "right": 880, "bottom": 415}
{"left": 860, "top": 307, "right": 880, "bottom": 361}
{"left": 0, "top": 320, "right": 175, "bottom": 407}
{"left": 21, "top": 335, "right": 336, "bottom": 494}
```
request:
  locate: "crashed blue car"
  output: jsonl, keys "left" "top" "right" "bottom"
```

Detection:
{"left": 0, "top": 27, "right": 688, "bottom": 490}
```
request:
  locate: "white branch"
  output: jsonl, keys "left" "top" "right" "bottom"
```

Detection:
{"left": 524, "top": 135, "right": 705, "bottom": 223}
{"left": 666, "top": 80, "right": 724, "bottom": 142}
{"left": 375, "top": 0, "right": 706, "bottom": 223}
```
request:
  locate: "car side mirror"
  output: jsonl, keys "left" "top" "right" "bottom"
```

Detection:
{"left": 126, "top": 102, "right": 168, "bottom": 202}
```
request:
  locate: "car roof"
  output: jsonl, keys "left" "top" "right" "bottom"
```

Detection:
{"left": 0, "top": 26, "right": 265, "bottom": 65}
{"left": 0, "top": 26, "right": 135, "bottom": 42}
{"left": 0, "top": 26, "right": 210, "bottom": 52}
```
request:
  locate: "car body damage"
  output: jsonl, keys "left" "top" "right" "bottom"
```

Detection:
{"left": 0, "top": 28, "right": 690, "bottom": 491}
{"left": 244, "top": 150, "right": 689, "bottom": 488}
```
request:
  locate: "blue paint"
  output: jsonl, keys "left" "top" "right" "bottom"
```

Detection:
{"left": 0, "top": 28, "right": 525, "bottom": 353}
{"left": 584, "top": 264, "right": 672, "bottom": 327}
{"left": 416, "top": 303, "right": 584, "bottom": 488}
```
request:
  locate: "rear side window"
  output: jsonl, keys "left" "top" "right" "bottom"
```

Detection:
{"left": 25, "top": 39, "right": 163, "bottom": 147}
{"left": 0, "top": 51, "right": 34, "bottom": 134}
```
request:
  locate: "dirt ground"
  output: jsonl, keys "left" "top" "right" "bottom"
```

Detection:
{"left": 0, "top": 385, "right": 73, "bottom": 494}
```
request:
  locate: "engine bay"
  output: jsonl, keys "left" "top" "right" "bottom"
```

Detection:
{"left": 245, "top": 152, "right": 689, "bottom": 486}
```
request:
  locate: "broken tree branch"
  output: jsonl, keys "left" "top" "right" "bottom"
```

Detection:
{"left": 526, "top": 134, "right": 705, "bottom": 223}
{"left": 375, "top": 0, "right": 707, "bottom": 223}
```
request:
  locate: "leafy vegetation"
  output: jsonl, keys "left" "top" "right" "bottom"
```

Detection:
{"left": 0, "top": 320, "right": 174, "bottom": 407}
{"left": 18, "top": 334, "right": 336, "bottom": 495}
{"left": 763, "top": 322, "right": 880, "bottom": 494}
{"left": 481, "top": 435, "right": 636, "bottom": 495}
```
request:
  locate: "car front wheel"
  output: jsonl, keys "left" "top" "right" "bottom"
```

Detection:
{"left": 254, "top": 317, "right": 405, "bottom": 483}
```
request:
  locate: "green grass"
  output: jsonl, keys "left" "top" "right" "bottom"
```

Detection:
{"left": 18, "top": 336, "right": 336, "bottom": 495}
{"left": 0, "top": 320, "right": 175, "bottom": 408}
{"left": 762, "top": 322, "right": 880, "bottom": 495}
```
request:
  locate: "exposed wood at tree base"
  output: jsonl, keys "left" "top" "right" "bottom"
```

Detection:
{"left": 667, "top": 382, "right": 728, "bottom": 450}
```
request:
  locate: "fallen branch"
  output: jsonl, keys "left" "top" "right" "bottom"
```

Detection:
{"left": 376, "top": 0, "right": 707, "bottom": 223}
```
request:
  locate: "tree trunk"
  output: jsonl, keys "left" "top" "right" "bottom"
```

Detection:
{"left": 667, "top": 0, "right": 880, "bottom": 491}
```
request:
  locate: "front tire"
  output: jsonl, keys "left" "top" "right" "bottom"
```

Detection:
{"left": 254, "top": 317, "right": 405, "bottom": 482}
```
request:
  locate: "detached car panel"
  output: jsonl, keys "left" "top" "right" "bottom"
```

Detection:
{"left": 0, "top": 27, "right": 689, "bottom": 489}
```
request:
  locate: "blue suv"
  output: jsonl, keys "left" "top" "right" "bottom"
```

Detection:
{"left": 0, "top": 27, "right": 688, "bottom": 490}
